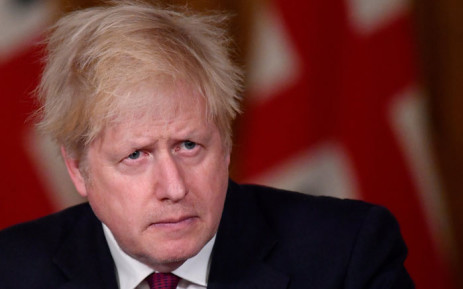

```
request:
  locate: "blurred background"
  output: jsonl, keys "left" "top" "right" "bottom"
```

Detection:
{"left": 0, "top": 0, "right": 461, "bottom": 288}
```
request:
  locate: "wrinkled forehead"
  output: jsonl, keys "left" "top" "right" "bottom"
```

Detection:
{"left": 108, "top": 79, "right": 206, "bottom": 126}
{"left": 89, "top": 80, "right": 219, "bottom": 154}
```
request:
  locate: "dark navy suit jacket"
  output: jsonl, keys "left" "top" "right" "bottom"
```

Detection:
{"left": 0, "top": 181, "right": 414, "bottom": 288}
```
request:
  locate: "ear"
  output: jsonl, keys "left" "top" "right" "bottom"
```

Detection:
{"left": 61, "top": 146, "right": 88, "bottom": 198}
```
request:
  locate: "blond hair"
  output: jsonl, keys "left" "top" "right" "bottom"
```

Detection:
{"left": 36, "top": 1, "right": 243, "bottom": 159}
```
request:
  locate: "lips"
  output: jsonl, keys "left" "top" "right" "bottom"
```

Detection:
{"left": 150, "top": 215, "right": 198, "bottom": 229}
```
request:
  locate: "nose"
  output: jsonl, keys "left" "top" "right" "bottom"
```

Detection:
{"left": 155, "top": 153, "right": 188, "bottom": 202}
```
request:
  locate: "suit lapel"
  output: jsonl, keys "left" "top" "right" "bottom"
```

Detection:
{"left": 208, "top": 181, "right": 289, "bottom": 289}
{"left": 53, "top": 204, "right": 118, "bottom": 289}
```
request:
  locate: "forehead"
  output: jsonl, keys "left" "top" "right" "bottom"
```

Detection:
{"left": 110, "top": 80, "right": 205, "bottom": 124}
{"left": 89, "top": 87, "right": 221, "bottom": 160}
{"left": 94, "top": 82, "right": 213, "bottom": 144}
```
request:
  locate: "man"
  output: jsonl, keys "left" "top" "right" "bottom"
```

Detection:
{"left": 0, "top": 1, "right": 414, "bottom": 288}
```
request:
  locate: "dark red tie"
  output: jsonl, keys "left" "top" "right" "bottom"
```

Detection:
{"left": 147, "top": 273, "right": 180, "bottom": 289}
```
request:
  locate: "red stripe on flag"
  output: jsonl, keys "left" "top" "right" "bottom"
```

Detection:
{"left": 0, "top": 44, "right": 54, "bottom": 229}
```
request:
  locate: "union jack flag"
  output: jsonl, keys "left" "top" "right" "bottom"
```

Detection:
{"left": 235, "top": 0, "right": 455, "bottom": 288}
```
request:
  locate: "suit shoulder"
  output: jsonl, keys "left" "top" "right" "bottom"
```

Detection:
{"left": 235, "top": 183, "right": 398, "bottom": 239}
{"left": 0, "top": 203, "right": 93, "bottom": 254}
{"left": 225, "top": 182, "right": 412, "bottom": 288}
{"left": 239, "top": 183, "right": 374, "bottom": 216}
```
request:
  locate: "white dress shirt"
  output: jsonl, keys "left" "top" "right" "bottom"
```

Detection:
{"left": 103, "top": 224, "right": 214, "bottom": 289}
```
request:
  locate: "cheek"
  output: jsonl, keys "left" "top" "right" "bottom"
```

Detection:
{"left": 193, "top": 158, "right": 228, "bottom": 216}
{"left": 85, "top": 173, "right": 143, "bottom": 226}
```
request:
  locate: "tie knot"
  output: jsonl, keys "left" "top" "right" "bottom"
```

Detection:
{"left": 147, "top": 272, "right": 180, "bottom": 289}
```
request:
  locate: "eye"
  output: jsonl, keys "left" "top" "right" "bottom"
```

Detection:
{"left": 183, "top": 141, "right": 197, "bottom": 150}
{"left": 127, "top": 150, "right": 141, "bottom": 160}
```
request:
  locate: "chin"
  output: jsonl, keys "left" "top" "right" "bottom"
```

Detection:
{"left": 141, "top": 248, "right": 199, "bottom": 272}
{"left": 141, "top": 239, "right": 204, "bottom": 268}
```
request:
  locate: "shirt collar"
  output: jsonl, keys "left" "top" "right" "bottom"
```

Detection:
{"left": 103, "top": 224, "right": 215, "bottom": 289}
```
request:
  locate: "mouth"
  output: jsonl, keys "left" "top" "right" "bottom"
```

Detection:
{"left": 150, "top": 216, "right": 199, "bottom": 230}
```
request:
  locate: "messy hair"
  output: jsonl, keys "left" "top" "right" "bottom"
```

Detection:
{"left": 36, "top": 0, "right": 243, "bottom": 159}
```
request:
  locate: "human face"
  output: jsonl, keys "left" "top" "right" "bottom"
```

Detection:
{"left": 63, "top": 85, "right": 230, "bottom": 272}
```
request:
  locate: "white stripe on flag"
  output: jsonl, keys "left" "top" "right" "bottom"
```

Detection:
{"left": 0, "top": 0, "right": 53, "bottom": 61}
{"left": 24, "top": 129, "right": 84, "bottom": 209}
{"left": 246, "top": 2, "right": 300, "bottom": 103}
{"left": 346, "top": 0, "right": 408, "bottom": 34}
{"left": 250, "top": 143, "right": 359, "bottom": 200}
{"left": 389, "top": 86, "right": 455, "bottom": 257}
